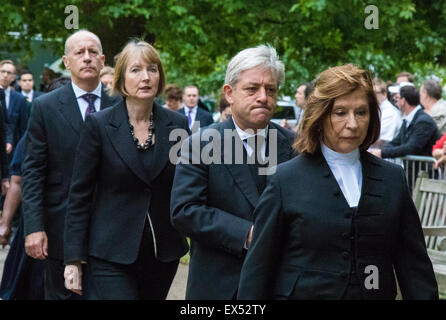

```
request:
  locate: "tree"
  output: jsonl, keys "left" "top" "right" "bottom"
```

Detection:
{"left": 1, "top": 0, "right": 446, "bottom": 101}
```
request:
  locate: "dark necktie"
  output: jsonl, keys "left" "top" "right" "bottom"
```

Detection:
{"left": 81, "top": 93, "right": 98, "bottom": 119}
{"left": 244, "top": 135, "right": 267, "bottom": 193}
{"left": 187, "top": 110, "right": 192, "bottom": 128}
{"left": 400, "top": 119, "right": 408, "bottom": 139}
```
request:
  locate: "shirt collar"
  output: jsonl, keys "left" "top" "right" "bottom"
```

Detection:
{"left": 402, "top": 105, "right": 421, "bottom": 127}
{"left": 185, "top": 105, "right": 198, "bottom": 114}
{"left": 72, "top": 81, "right": 102, "bottom": 99}
{"left": 232, "top": 117, "right": 268, "bottom": 141}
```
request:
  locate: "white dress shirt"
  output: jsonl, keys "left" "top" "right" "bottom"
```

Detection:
{"left": 379, "top": 99, "right": 401, "bottom": 141}
{"left": 21, "top": 89, "right": 34, "bottom": 102}
{"left": 232, "top": 118, "right": 267, "bottom": 161}
{"left": 184, "top": 105, "right": 198, "bottom": 129}
{"left": 71, "top": 82, "right": 102, "bottom": 121}
{"left": 4, "top": 86, "right": 11, "bottom": 109}
{"left": 321, "top": 142, "right": 362, "bottom": 207}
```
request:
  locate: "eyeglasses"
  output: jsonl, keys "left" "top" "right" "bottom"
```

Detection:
{"left": 0, "top": 70, "right": 14, "bottom": 76}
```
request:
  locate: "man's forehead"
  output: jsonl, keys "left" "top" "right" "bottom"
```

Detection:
{"left": 1, "top": 63, "right": 15, "bottom": 71}
{"left": 67, "top": 34, "right": 101, "bottom": 51}
{"left": 238, "top": 67, "right": 277, "bottom": 85}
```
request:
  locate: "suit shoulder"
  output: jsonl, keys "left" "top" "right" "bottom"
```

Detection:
{"left": 32, "top": 85, "right": 65, "bottom": 106}
{"left": 363, "top": 151, "right": 405, "bottom": 176}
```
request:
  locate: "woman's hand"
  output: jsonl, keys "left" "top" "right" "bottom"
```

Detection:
{"left": 64, "top": 263, "right": 83, "bottom": 296}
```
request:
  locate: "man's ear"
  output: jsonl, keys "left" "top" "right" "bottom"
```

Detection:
{"left": 223, "top": 84, "right": 234, "bottom": 104}
{"left": 62, "top": 56, "right": 70, "bottom": 71}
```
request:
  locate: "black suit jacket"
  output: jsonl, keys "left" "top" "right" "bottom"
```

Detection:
{"left": 170, "top": 119, "right": 296, "bottom": 299}
{"left": 237, "top": 151, "right": 438, "bottom": 300}
{"left": 0, "top": 89, "right": 8, "bottom": 179}
{"left": 22, "top": 83, "right": 119, "bottom": 260}
{"left": 381, "top": 108, "right": 439, "bottom": 158}
{"left": 178, "top": 106, "right": 214, "bottom": 131}
{"left": 6, "top": 90, "right": 28, "bottom": 146}
{"left": 64, "top": 100, "right": 189, "bottom": 265}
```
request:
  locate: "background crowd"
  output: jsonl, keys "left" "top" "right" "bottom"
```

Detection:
{"left": 0, "top": 25, "right": 444, "bottom": 300}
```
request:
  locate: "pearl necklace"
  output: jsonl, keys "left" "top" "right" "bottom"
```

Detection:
{"left": 129, "top": 113, "right": 154, "bottom": 151}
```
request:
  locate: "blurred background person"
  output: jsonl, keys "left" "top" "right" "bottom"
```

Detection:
{"left": 99, "top": 66, "right": 114, "bottom": 92}
{"left": 396, "top": 71, "right": 415, "bottom": 85}
{"left": 420, "top": 79, "right": 446, "bottom": 135}
{"left": 218, "top": 95, "right": 231, "bottom": 122}
{"left": 178, "top": 85, "right": 213, "bottom": 131}
{"left": 0, "top": 132, "right": 44, "bottom": 300}
{"left": 238, "top": 64, "right": 438, "bottom": 300}
{"left": 163, "top": 83, "right": 183, "bottom": 111}
{"left": 0, "top": 60, "right": 27, "bottom": 155}
{"left": 17, "top": 70, "right": 44, "bottom": 103}
{"left": 39, "top": 67, "right": 61, "bottom": 93}
{"left": 63, "top": 40, "right": 188, "bottom": 299}
{"left": 371, "top": 78, "right": 401, "bottom": 148}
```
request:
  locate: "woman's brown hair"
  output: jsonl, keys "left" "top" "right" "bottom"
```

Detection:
{"left": 294, "top": 64, "right": 380, "bottom": 155}
{"left": 111, "top": 39, "right": 166, "bottom": 98}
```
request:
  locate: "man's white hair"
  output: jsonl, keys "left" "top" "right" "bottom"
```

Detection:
{"left": 64, "top": 30, "right": 103, "bottom": 56}
{"left": 225, "top": 44, "right": 285, "bottom": 87}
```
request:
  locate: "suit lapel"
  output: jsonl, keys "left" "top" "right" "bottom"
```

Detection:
{"left": 221, "top": 120, "right": 261, "bottom": 208}
{"left": 58, "top": 84, "right": 84, "bottom": 136}
{"left": 357, "top": 152, "right": 384, "bottom": 213}
{"left": 105, "top": 100, "right": 152, "bottom": 186}
{"left": 148, "top": 104, "right": 176, "bottom": 183}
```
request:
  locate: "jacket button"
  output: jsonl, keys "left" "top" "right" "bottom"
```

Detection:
{"left": 334, "top": 191, "right": 341, "bottom": 197}
{"left": 342, "top": 232, "right": 350, "bottom": 239}
{"left": 342, "top": 251, "right": 350, "bottom": 259}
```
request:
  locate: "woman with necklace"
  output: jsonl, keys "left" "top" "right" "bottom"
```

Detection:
{"left": 63, "top": 40, "right": 189, "bottom": 299}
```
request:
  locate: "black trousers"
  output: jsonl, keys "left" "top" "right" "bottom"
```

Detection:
{"left": 44, "top": 258, "right": 83, "bottom": 300}
{"left": 86, "top": 221, "right": 179, "bottom": 300}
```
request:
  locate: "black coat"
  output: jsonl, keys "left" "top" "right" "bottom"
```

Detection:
{"left": 64, "top": 100, "right": 189, "bottom": 265}
{"left": 381, "top": 108, "right": 439, "bottom": 158}
{"left": 6, "top": 90, "right": 28, "bottom": 147}
{"left": 0, "top": 89, "right": 8, "bottom": 179}
{"left": 171, "top": 119, "right": 296, "bottom": 299}
{"left": 237, "top": 150, "right": 438, "bottom": 300}
{"left": 22, "top": 83, "right": 119, "bottom": 260}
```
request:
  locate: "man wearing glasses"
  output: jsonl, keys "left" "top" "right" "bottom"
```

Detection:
{"left": 0, "top": 60, "right": 28, "bottom": 154}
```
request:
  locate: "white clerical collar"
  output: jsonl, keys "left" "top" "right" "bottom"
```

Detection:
{"left": 71, "top": 81, "right": 102, "bottom": 99}
{"left": 321, "top": 142, "right": 360, "bottom": 166}
{"left": 232, "top": 117, "right": 268, "bottom": 141}
{"left": 321, "top": 142, "right": 362, "bottom": 207}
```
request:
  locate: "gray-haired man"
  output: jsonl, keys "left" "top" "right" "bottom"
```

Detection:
{"left": 170, "top": 45, "right": 296, "bottom": 299}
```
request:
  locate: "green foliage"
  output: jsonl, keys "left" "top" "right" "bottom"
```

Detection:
{"left": 2, "top": 0, "right": 446, "bottom": 100}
